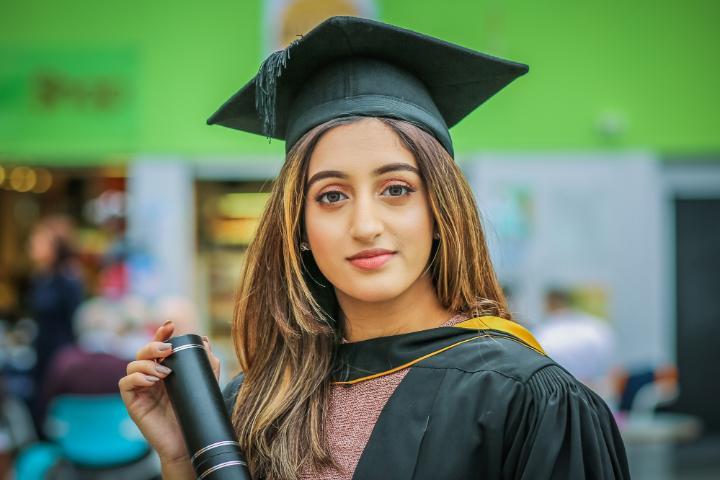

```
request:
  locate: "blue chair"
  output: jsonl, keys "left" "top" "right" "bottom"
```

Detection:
{"left": 14, "top": 393, "right": 160, "bottom": 479}
{"left": 43, "top": 394, "right": 150, "bottom": 467}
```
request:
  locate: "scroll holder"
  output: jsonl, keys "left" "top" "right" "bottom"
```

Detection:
{"left": 163, "top": 334, "right": 252, "bottom": 480}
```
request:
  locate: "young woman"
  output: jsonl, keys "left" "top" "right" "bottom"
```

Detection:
{"left": 120, "top": 16, "right": 630, "bottom": 480}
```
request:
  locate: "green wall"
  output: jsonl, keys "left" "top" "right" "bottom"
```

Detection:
{"left": 1, "top": 0, "right": 718, "bottom": 162}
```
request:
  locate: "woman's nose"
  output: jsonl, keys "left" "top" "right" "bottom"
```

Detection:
{"left": 349, "top": 195, "right": 384, "bottom": 242}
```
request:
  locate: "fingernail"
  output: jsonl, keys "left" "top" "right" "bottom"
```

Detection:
{"left": 155, "top": 365, "right": 172, "bottom": 375}
{"left": 201, "top": 336, "right": 209, "bottom": 343}
{"left": 162, "top": 320, "right": 172, "bottom": 327}
{"left": 158, "top": 343, "right": 172, "bottom": 351}
{"left": 145, "top": 375, "right": 160, "bottom": 382}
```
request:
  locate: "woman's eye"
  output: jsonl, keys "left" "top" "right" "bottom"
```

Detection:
{"left": 382, "top": 184, "right": 414, "bottom": 197}
{"left": 317, "top": 191, "right": 348, "bottom": 204}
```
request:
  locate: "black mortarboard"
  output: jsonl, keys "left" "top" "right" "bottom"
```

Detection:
{"left": 207, "top": 15, "right": 528, "bottom": 158}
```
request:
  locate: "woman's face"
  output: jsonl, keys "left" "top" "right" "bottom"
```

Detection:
{"left": 303, "top": 118, "right": 435, "bottom": 304}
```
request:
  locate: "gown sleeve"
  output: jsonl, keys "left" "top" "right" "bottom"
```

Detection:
{"left": 502, "top": 365, "right": 631, "bottom": 480}
{"left": 221, "top": 372, "right": 245, "bottom": 415}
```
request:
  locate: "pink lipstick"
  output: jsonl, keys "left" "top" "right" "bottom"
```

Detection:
{"left": 347, "top": 249, "right": 396, "bottom": 271}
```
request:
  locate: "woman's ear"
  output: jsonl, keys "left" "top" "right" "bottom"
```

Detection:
{"left": 299, "top": 225, "right": 310, "bottom": 251}
{"left": 432, "top": 221, "right": 441, "bottom": 240}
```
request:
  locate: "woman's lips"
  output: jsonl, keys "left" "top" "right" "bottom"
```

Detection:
{"left": 348, "top": 252, "right": 395, "bottom": 270}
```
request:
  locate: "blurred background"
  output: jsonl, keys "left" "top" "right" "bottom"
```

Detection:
{"left": 1, "top": 1, "right": 718, "bottom": 479}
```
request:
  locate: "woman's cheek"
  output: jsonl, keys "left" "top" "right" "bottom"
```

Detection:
{"left": 307, "top": 225, "right": 345, "bottom": 280}
{"left": 394, "top": 205, "right": 432, "bottom": 242}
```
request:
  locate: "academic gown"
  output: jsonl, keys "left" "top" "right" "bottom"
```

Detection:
{"left": 222, "top": 316, "right": 631, "bottom": 479}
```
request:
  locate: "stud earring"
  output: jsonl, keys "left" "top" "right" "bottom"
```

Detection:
{"left": 300, "top": 241, "right": 310, "bottom": 251}
{"left": 433, "top": 232, "right": 440, "bottom": 240}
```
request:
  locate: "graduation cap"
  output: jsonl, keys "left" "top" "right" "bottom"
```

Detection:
{"left": 207, "top": 15, "right": 528, "bottom": 158}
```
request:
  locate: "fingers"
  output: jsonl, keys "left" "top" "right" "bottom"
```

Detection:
{"left": 153, "top": 320, "right": 175, "bottom": 342}
{"left": 201, "top": 336, "right": 221, "bottom": 380}
{"left": 135, "top": 340, "right": 174, "bottom": 361}
{"left": 127, "top": 359, "right": 173, "bottom": 378}
{"left": 132, "top": 321, "right": 221, "bottom": 381}
{"left": 131, "top": 320, "right": 176, "bottom": 362}
{"left": 121, "top": 360, "right": 173, "bottom": 394}
{"left": 119, "top": 371, "right": 163, "bottom": 392}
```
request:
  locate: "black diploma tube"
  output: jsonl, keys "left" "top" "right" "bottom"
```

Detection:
{"left": 163, "top": 334, "right": 252, "bottom": 480}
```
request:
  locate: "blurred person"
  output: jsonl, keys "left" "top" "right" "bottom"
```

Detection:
{"left": 534, "top": 288, "right": 617, "bottom": 399}
{"left": 38, "top": 297, "right": 148, "bottom": 423}
{"left": 119, "top": 17, "right": 629, "bottom": 480}
{"left": 26, "top": 215, "right": 84, "bottom": 433}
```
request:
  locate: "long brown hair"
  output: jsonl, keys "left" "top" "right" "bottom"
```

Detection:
{"left": 230, "top": 115, "right": 510, "bottom": 479}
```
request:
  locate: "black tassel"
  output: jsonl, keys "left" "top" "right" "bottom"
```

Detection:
{"left": 254, "top": 36, "right": 302, "bottom": 140}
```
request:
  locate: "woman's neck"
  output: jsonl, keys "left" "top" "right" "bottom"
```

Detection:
{"left": 337, "top": 274, "right": 452, "bottom": 342}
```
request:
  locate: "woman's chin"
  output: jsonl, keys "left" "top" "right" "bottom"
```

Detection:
{"left": 337, "top": 278, "right": 410, "bottom": 304}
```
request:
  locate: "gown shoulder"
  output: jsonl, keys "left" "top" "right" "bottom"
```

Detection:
{"left": 221, "top": 372, "right": 245, "bottom": 414}
{"left": 417, "top": 333, "right": 630, "bottom": 478}
{"left": 501, "top": 363, "right": 631, "bottom": 479}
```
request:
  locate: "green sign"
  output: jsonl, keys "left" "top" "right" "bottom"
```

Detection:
{"left": 0, "top": 47, "right": 138, "bottom": 156}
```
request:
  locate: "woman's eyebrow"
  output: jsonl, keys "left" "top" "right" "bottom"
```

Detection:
{"left": 306, "top": 170, "right": 348, "bottom": 189}
{"left": 306, "top": 163, "right": 420, "bottom": 189}
{"left": 372, "top": 163, "right": 420, "bottom": 176}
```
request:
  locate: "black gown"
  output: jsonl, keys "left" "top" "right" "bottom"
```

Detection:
{"left": 222, "top": 316, "right": 630, "bottom": 479}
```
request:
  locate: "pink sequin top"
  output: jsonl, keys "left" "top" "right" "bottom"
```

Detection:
{"left": 299, "top": 313, "right": 470, "bottom": 479}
